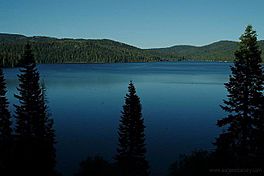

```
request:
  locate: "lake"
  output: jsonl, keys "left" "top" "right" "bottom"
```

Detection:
{"left": 4, "top": 62, "right": 231, "bottom": 176}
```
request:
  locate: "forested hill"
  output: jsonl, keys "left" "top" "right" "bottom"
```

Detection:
{"left": 0, "top": 33, "right": 160, "bottom": 67}
{"left": 0, "top": 33, "right": 264, "bottom": 67}
{"left": 147, "top": 40, "right": 264, "bottom": 61}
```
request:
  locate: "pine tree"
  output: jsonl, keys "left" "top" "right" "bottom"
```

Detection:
{"left": 0, "top": 66, "right": 12, "bottom": 174}
{"left": 40, "top": 81, "right": 57, "bottom": 174}
{"left": 215, "top": 25, "right": 264, "bottom": 168}
{"left": 14, "top": 43, "right": 56, "bottom": 176}
{"left": 116, "top": 81, "right": 149, "bottom": 176}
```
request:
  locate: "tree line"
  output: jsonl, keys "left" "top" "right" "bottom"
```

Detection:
{"left": 0, "top": 25, "right": 264, "bottom": 176}
{"left": 1, "top": 33, "right": 264, "bottom": 68}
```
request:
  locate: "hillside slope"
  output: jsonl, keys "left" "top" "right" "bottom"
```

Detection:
{"left": 0, "top": 33, "right": 159, "bottom": 67}
{"left": 0, "top": 33, "right": 263, "bottom": 67}
{"left": 147, "top": 40, "right": 264, "bottom": 61}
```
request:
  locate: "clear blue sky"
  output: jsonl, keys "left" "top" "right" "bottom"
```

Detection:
{"left": 1, "top": 0, "right": 264, "bottom": 48}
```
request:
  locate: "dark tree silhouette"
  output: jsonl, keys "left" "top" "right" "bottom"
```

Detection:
{"left": 40, "top": 80, "right": 57, "bottom": 175}
{"left": 0, "top": 66, "right": 13, "bottom": 175}
{"left": 115, "top": 81, "right": 149, "bottom": 176}
{"left": 75, "top": 156, "right": 116, "bottom": 176}
{"left": 215, "top": 25, "right": 264, "bottom": 168}
{"left": 13, "top": 43, "right": 56, "bottom": 176}
{"left": 168, "top": 150, "right": 212, "bottom": 176}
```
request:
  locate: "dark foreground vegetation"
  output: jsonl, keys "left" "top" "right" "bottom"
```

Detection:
{"left": 1, "top": 32, "right": 264, "bottom": 67}
{"left": 0, "top": 25, "right": 263, "bottom": 176}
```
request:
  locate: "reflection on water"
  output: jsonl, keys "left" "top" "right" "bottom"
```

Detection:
{"left": 4, "top": 62, "right": 231, "bottom": 176}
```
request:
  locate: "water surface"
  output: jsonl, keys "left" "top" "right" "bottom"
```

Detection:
{"left": 4, "top": 62, "right": 231, "bottom": 175}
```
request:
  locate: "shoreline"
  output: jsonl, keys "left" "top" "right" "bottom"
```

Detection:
{"left": 3, "top": 60, "right": 235, "bottom": 69}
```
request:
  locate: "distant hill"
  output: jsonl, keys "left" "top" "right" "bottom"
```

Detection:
{"left": 0, "top": 33, "right": 263, "bottom": 67}
{"left": 147, "top": 40, "right": 264, "bottom": 61}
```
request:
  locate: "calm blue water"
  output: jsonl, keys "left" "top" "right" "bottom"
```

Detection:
{"left": 4, "top": 62, "right": 231, "bottom": 176}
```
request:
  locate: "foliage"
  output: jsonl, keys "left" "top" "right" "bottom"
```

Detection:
{"left": 1, "top": 33, "right": 264, "bottom": 67}
{"left": 115, "top": 81, "right": 149, "bottom": 176}
{"left": 75, "top": 156, "right": 116, "bottom": 176}
{"left": 0, "top": 34, "right": 159, "bottom": 67}
{"left": 214, "top": 25, "right": 264, "bottom": 168}
{"left": 148, "top": 40, "right": 264, "bottom": 62}
{"left": 0, "top": 66, "right": 13, "bottom": 175}
{"left": 13, "top": 43, "right": 56, "bottom": 176}
{"left": 168, "top": 150, "right": 212, "bottom": 176}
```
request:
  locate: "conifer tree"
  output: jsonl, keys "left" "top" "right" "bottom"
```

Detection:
{"left": 40, "top": 81, "right": 57, "bottom": 174}
{"left": 215, "top": 25, "right": 264, "bottom": 167}
{"left": 14, "top": 43, "right": 56, "bottom": 176}
{"left": 0, "top": 65, "right": 12, "bottom": 174}
{"left": 116, "top": 81, "right": 149, "bottom": 176}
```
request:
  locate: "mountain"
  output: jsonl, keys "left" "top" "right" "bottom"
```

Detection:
{"left": 0, "top": 33, "right": 263, "bottom": 67}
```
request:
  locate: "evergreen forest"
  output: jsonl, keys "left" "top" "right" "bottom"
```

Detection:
{"left": 1, "top": 33, "right": 264, "bottom": 67}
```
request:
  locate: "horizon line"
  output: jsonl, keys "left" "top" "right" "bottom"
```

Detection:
{"left": 2, "top": 32, "right": 262, "bottom": 49}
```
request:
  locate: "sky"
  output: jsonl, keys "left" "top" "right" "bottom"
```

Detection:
{"left": 0, "top": 0, "right": 264, "bottom": 48}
